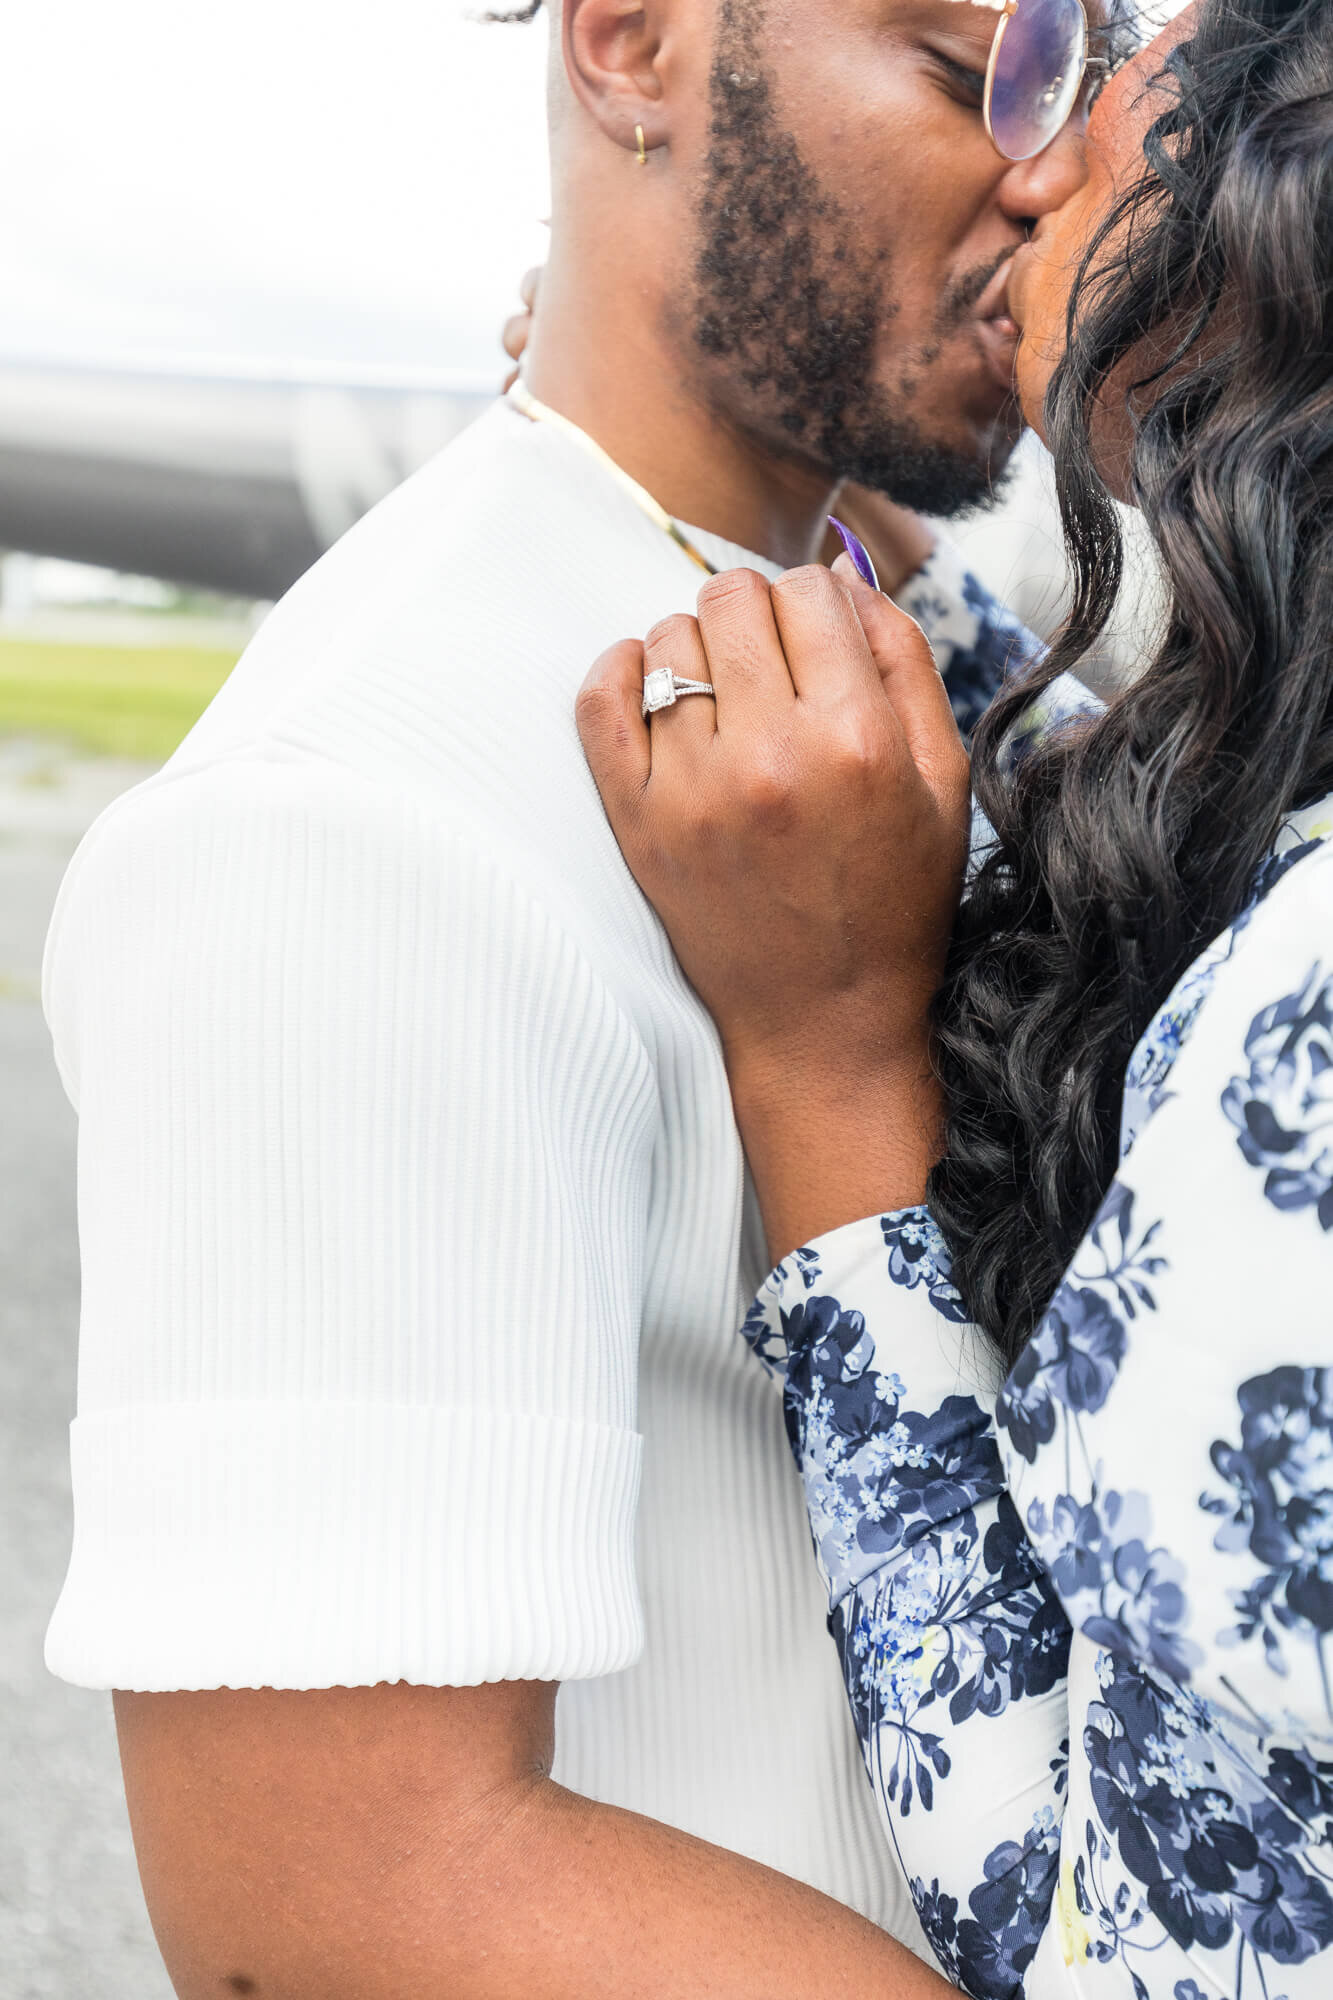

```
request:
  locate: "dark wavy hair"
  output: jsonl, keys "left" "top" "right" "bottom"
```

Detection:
{"left": 927, "top": 0, "right": 1333, "bottom": 1369}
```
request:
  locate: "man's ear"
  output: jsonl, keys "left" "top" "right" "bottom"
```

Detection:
{"left": 562, "top": 0, "right": 669, "bottom": 159}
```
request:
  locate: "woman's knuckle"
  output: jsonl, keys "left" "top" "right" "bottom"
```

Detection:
{"left": 830, "top": 710, "right": 887, "bottom": 777}
{"left": 644, "top": 612, "right": 698, "bottom": 657}
{"left": 772, "top": 562, "right": 832, "bottom": 606}
{"left": 843, "top": 723, "right": 880, "bottom": 772}
{"left": 697, "top": 568, "right": 768, "bottom": 619}
{"left": 741, "top": 753, "right": 797, "bottom": 823}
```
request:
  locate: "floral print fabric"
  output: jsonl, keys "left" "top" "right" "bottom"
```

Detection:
{"left": 743, "top": 809, "right": 1333, "bottom": 1998}
{"left": 896, "top": 538, "right": 1050, "bottom": 744}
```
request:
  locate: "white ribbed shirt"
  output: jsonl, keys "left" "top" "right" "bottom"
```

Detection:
{"left": 44, "top": 398, "right": 916, "bottom": 1938}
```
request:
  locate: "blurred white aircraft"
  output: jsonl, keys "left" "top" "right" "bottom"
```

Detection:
{"left": 0, "top": 356, "right": 494, "bottom": 601}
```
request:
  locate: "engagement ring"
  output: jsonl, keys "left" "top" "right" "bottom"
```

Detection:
{"left": 642, "top": 668, "right": 717, "bottom": 718}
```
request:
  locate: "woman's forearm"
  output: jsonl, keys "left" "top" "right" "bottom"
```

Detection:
{"left": 744, "top": 1215, "right": 1073, "bottom": 1999}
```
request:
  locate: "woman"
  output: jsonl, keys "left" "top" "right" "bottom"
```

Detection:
{"left": 575, "top": 0, "right": 1333, "bottom": 1994}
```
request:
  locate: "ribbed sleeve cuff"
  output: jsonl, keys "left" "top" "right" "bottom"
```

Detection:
{"left": 45, "top": 1402, "right": 643, "bottom": 1691}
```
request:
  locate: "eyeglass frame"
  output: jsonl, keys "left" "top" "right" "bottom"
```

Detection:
{"left": 981, "top": 0, "right": 1111, "bottom": 162}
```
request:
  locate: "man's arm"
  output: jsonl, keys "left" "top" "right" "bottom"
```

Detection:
{"left": 116, "top": 1679, "right": 953, "bottom": 1999}
{"left": 48, "top": 758, "right": 946, "bottom": 1994}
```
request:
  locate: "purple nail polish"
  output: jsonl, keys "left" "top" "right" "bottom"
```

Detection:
{"left": 827, "top": 516, "right": 880, "bottom": 592}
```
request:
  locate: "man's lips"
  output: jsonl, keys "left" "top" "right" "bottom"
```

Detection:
{"left": 972, "top": 255, "right": 1020, "bottom": 393}
{"left": 1005, "top": 239, "right": 1036, "bottom": 333}
{"left": 973, "top": 256, "right": 1017, "bottom": 325}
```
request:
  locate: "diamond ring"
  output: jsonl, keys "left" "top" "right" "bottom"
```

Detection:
{"left": 642, "top": 667, "right": 717, "bottom": 718}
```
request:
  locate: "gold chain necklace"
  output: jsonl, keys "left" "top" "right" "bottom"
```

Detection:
{"left": 507, "top": 380, "right": 718, "bottom": 578}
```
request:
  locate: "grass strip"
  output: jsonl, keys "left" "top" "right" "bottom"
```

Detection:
{"left": 0, "top": 637, "right": 238, "bottom": 762}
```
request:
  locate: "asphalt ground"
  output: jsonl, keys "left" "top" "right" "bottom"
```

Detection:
{"left": 0, "top": 741, "right": 174, "bottom": 1999}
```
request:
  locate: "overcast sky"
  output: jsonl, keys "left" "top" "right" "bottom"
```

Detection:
{"left": 3, "top": 0, "right": 552, "bottom": 383}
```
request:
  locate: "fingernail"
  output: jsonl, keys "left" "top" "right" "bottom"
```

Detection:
{"left": 827, "top": 517, "right": 880, "bottom": 592}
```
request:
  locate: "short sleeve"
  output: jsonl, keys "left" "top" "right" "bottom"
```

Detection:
{"left": 42, "top": 751, "right": 656, "bottom": 1691}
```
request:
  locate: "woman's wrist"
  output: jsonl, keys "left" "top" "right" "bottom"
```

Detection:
{"left": 726, "top": 1041, "right": 945, "bottom": 1267}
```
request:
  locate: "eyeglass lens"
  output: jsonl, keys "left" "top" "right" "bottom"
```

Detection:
{"left": 989, "top": 0, "right": 1089, "bottom": 161}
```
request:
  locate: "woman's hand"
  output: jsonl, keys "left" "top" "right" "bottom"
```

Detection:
{"left": 501, "top": 266, "right": 541, "bottom": 391}
{"left": 577, "top": 559, "right": 971, "bottom": 1261}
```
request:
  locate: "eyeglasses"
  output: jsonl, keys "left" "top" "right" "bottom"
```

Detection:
{"left": 983, "top": 0, "right": 1106, "bottom": 162}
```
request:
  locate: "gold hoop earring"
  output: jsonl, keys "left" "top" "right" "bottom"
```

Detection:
{"left": 635, "top": 123, "right": 647, "bottom": 166}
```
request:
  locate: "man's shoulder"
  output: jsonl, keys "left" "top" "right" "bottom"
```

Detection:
{"left": 194, "top": 401, "right": 590, "bottom": 707}
{"left": 177, "top": 398, "right": 700, "bottom": 770}
{"left": 44, "top": 387, "right": 705, "bottom": 1028}
{"left": 248, "top": 396, "right": 690, "bottom": 677}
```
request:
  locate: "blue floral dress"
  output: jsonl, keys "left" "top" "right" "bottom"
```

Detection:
{"left": 895, "top": 535, "right": 1057, "bottom": 745}
{"left": 743, "top": 786, "right": 1333, "bottom": 1999}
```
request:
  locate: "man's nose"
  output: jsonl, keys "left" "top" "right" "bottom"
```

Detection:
{"left": 996, "top": 119, "right": 1089, "bottom": 231}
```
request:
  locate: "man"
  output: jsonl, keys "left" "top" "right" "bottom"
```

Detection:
{"left": 44, "top": 0, "right": 1094, "bottom": 1990}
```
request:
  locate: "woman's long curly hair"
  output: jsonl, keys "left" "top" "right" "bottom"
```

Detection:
{"left": 927, "top": 0, "right": 1333, "bottom": 1369}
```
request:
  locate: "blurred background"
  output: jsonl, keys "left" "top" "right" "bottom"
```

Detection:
{"left": 0, "top": 3, "right": 1164, "bottom": 1995}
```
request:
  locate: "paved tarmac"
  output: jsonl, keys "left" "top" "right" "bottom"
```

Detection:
{"left": 0, "top": 742, "right": 174, "bottom": 1999}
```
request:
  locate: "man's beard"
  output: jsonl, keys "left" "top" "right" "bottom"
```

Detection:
{"left": 691, "top": 8, "right": 1013, "bottom": 516}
